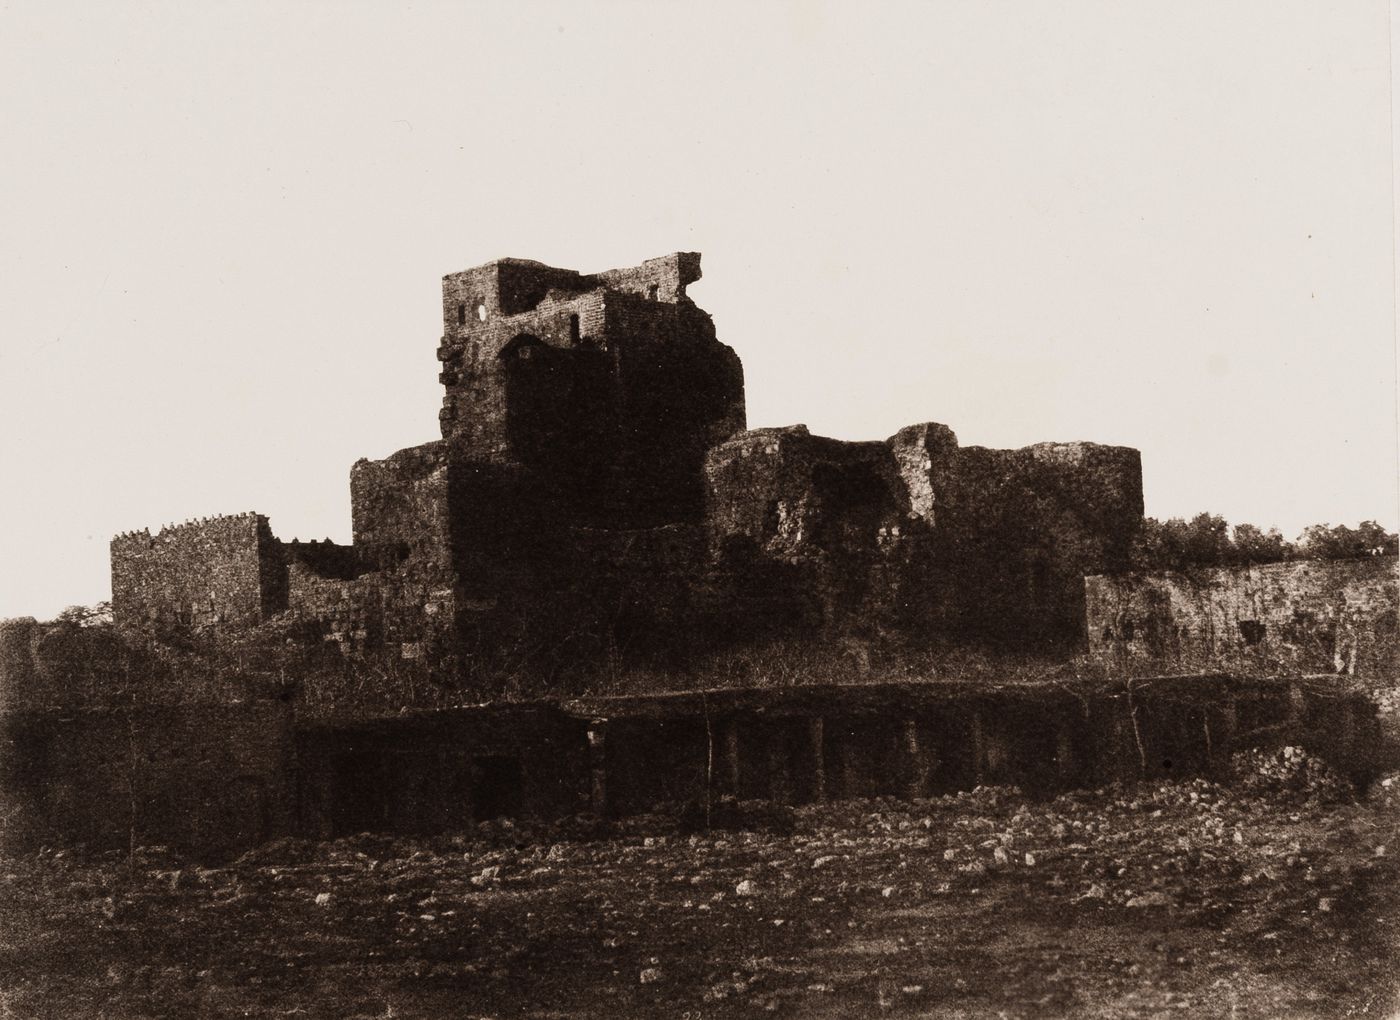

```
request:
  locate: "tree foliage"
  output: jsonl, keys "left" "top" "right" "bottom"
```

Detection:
{"left": 1130, "top": 515, "right": 1397, "bottom": 571}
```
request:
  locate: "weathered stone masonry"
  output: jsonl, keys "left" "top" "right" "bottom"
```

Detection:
{"left": 107, "top": 252, "right": 1148, "bottom": 664}
{"left": 436, "top": 253, "right": 746, "bottom": 526}
{"left": 1086, "top": 557, "right": 1399, "bottom": 677}
{"left": 110, "top": 513, "right": 284, "bottom": 633}
{"left": 702, "top": 425, "right": 1144, "bottom": 646}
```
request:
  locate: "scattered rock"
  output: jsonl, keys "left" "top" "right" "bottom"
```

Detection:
{"left": 1126, "top": 891, "right": 1173, "bottom": 908}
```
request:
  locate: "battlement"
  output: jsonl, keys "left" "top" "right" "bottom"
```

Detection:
{"left": 111, "top": 512, "right": 283, "bottom": 633}
{"left": 112, "top": 511, "right": 267, "bottom": 547}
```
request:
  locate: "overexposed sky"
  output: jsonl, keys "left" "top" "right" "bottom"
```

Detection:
{"left": 1, "top": 0, "right": 1395, "bottom": 620}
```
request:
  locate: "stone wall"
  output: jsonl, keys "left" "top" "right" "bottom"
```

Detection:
{"left": 0, "top": 616, "right": 136, "bottom": 711}
{"left": 0, "top": 701, "right": 295, "bottom": 856}
{"left": 947, "top": 441, "right": 1143, "bottom": 646}
{"left": 571, "top": 677, "right": 1384, "bottom": 815}
{"left": 350, "top": 441, "right": 452, "bottom": 572}
{"left": 0, "top": 617, "right": 40, "bottom": 713}
{"left": 110, "top": 513, "right": 283, "bottom": 634}
{"left": 4, "top": 672, "right": 1388, "bottom": 856}
{"left": 1085, "top": 557, "right": 1399, "bottom": 677}
{"left": 295, "top": 706, "right": 587, "bottom": 838}
{"left": 594, "top": 251, "right": 702, "bottom": 302}
{"left": 703, "top": 423, "right": 1143, "bottom": 649}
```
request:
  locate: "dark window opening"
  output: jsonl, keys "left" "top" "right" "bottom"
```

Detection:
{"left": 457, "top": 303, "right": 466, "bottom": 326}
{"left": 1029, "top": 560, "right": 1050, "bottom": 601}
{"left": 331, "top": 753, "right": 387, "bottom": 835}
{"left": 472, "top": 756, "right": 523, "bottom": 821}
{"left": 568, "top": 314, "right": 580, "bottom": 344}
{"left": 809, "top": 461, "right": 893, "bottom": 553}
{"left": 647, "top": 283, "right": 659, "bottom": 300}
{"left": 1238, "top": 620, "right": 1266, "bottom": 646}
{"left": 762, "top": 499, "right": 782, "bottom": 538}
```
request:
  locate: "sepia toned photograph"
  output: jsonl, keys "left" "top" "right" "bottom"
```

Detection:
{"left": 1, "top": 2, "right": 1397, "bottom": 1017}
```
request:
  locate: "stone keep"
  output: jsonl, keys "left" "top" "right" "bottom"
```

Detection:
{"left": 434, "top": 254, "right": 746, "bottom": 525}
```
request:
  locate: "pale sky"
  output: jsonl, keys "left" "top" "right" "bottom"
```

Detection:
{"left": 1, "top": 1, "right": 1396, "bottom": 620}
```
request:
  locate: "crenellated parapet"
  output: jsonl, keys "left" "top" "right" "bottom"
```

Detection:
{"left": 110, "top": 512, "right": 283, "bottom": 633}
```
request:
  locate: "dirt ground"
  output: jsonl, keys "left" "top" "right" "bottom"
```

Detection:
{"left": 2, "top": 752, "right": 1398, "bottom": 1019}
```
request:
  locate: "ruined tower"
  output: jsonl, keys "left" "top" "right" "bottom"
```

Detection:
{"left": 434, "top": 253, "right": 746, "bottom": 525}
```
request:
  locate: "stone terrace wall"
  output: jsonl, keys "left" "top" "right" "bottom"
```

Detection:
{"left": 0, "top": 701, "right": 294, "bottom": 856}
{"left": 1085, "top": 557, "right": 1399, "bottom": 677}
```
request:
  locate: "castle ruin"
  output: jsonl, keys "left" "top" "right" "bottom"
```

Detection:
{"left": 1, "top": 252, "right": 1391, "bottom": 855}
{"left": 109, "top": 253, "right": 1145, "bottom": 673}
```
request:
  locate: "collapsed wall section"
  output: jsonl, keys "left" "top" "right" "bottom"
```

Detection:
{"left": 703, "top": 425, "right": 943, "bottom": 638}
{"left": 1085, "top": 557, "right": 1399, "bottom": 677}
{"left": 703, "top": 425, "right": 1144, "bottom": 648}
{"left": 342, "top": 441, "right": 457, "bottom": 655}
{"left": 948, "top": 442, "right": 1144, "bottom": 646}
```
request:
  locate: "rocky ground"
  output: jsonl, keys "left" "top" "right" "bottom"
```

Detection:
{"left": 2, "top": 750, "right": 1398, "bottom": 1019}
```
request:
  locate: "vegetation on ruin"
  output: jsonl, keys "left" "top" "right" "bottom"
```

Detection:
{"left": 1130, "top": 514, "right": 1398, "bottom": 572}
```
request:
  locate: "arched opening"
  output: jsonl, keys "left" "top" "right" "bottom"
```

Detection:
{"left": 499, "top": 332, "right": 547, "bottom": 363}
